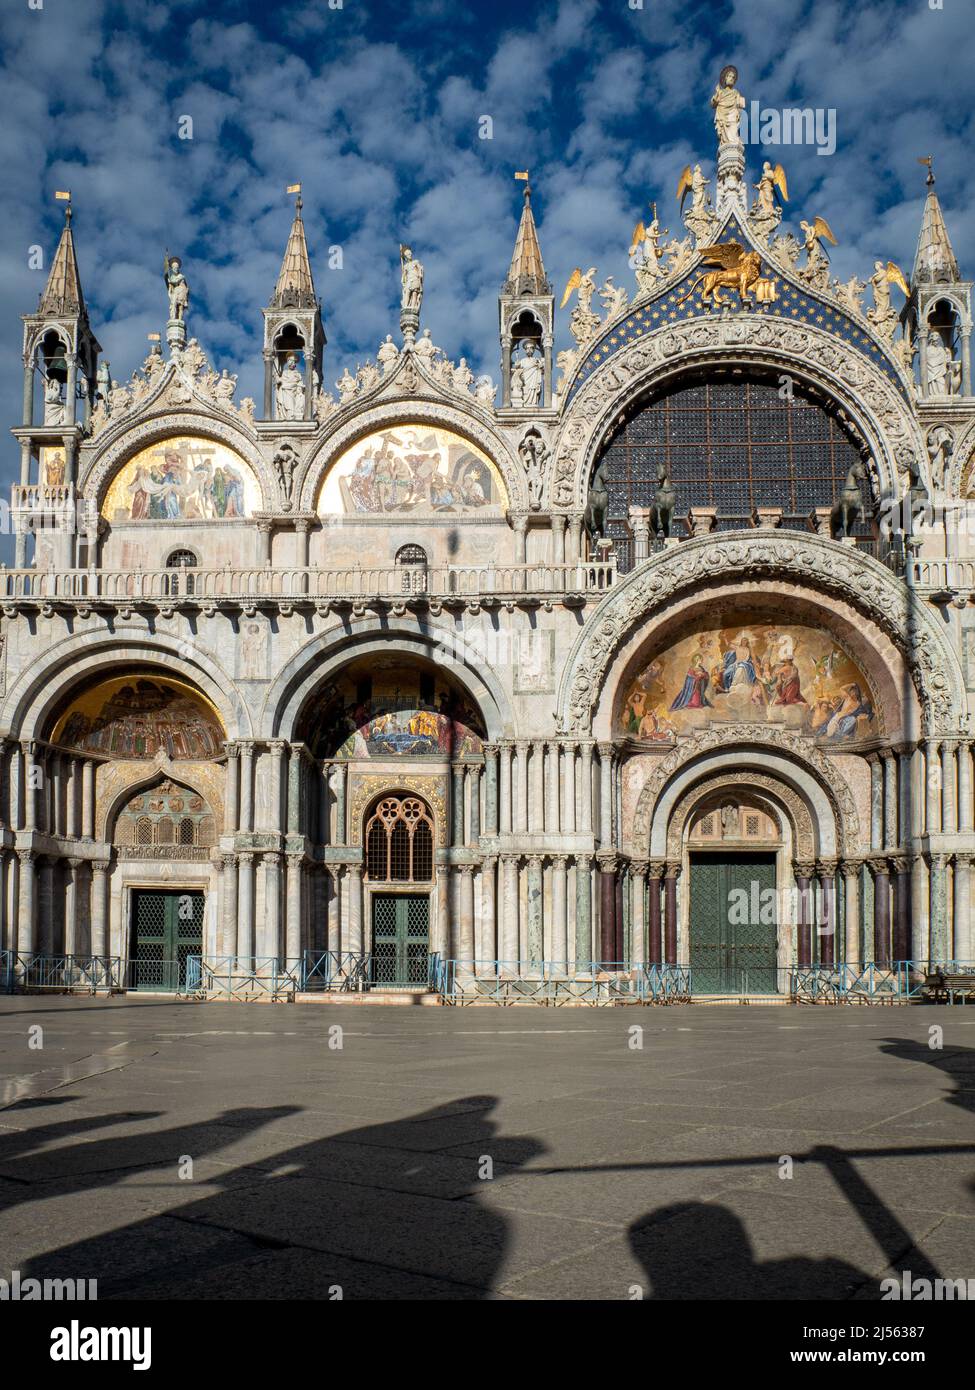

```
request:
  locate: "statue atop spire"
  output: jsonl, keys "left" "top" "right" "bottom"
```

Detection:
{"left": 711, "top": 65, "right": 748, "bottom": 217}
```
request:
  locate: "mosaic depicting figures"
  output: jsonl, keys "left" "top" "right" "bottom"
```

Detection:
{"left": 52, "top": 676, "right": 225, "bottom": 760}
{"left": 318, "top": 424, "right": 505, "bottom": 516}
{"left": 621, "top": 620, "right": 878, "bottom": 744}
{"left": 102, "top": 436, "right": 259, "bottom": 521}
{"left": 302, "top": 662, "right": 485, "bottom": 759}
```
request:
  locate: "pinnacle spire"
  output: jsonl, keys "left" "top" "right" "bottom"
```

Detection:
{"left": 912, "top": 160, "right": 960, "bottom": 286}
{"left": 270, "top": 191, "right": 318, "bottom": 309}
{"left": 503, "top": 177, "right": 551, "bottom": 297}
{"left": 38, "top": 202, "right": 87, "bottom": 317}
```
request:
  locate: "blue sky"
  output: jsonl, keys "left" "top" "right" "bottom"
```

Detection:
{"left": 2, "top": 0, "right": 974, "bottom": 505}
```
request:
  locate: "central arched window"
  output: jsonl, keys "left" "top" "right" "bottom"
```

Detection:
{"left": 395, "top": 543, "right": 428, "bottom": 593}
{"left": 165, "top": 549, "right": 199, "bottom": 596}
{"left": 365, "top": 795, "right": 434, "bottom": 882}
{"left": 593, "top": 368, "right": 872, "bottom": 570}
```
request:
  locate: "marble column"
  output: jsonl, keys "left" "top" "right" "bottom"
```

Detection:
{"left": 551, "top": 856, "right": 568, "bottom": 967}
{"left": 795, "top": 864, "right": 813, "bottom": 967}
{"left": 663, "top": 868, "right": 679, "bottom": 965}
{"left": 578, "top": 742, "right": 594, "bottom": 833}
{"left": 562, "top": 742, "right": 577, "bottom": 834}
{"left": 286, "top": 853, "right": 303, "bottom": 962}
{"left": 483, "top": 746, "right": 499, "bottom": 836}
{"left": 928, "top": 853, "right": 949, "bottom": 963}
{"left": 817, "top": 864, "right": 836, "bottom": 966}
{"left": 530, "top": 743, "right": 545, "bottom": 832}
{"left": 910, "top": 855, "right": 928, "bottom": 963}
{"left": 925, "top": 740, "right": 942, "bottom": 835}
{"left": 328, "top": 866, "right": 343, "bottom": 955}
{"left": 237, "top": 853, "right": 255, "bottom": 963}
{"left": 499, "top": 742, "right": 513, "bottom": 835}
{"left": 239, "top": 741, "right": 255, "bottom": 833}
{"left": 459, "top": 866, "right": 475, "bottom": 966}
{"left": 869, "top": 756, "right": 883, "bottom": 850}
{"left": 468, "top": 765, "right": 481, "bottom": 842}
{"left": 526, "top": 855, "right": 543, "bottom": 965}
{"left": 9, "top": 744, "right": 22, "bottom": 830}
{"left": 882, "top": 753, "right": 897, "bottom": 847}
{"left": 268, "top": 741, "right": 286, "bottom": 832}
{"left": 890, "top": 856, "right": 911, "bottom": 963}
{"left": 942, "top": 743, "right": 957, "bottom": 834}
{"left": 65, "top": 857, "right": 83, "bottom": 957}
{"left": 480, "top": 857, "right": 497, "bottom": 964}
{"left": 81, "top": 758, "right": 95, "bottom": 838}
{"left": 598, "top": 744, "right": 614, "bottom": 848}
{"left": 39, "top": 857, "right": 56, "bottom": 956}
{"left": 647, "top": 862, "right": 664, "bottom": 964}
{"left": 953, "top": 854, "right": 972, "bottom": 962}
{"left": 872, "top": 860, "right": 891, "bottom": 966}
{"left": 334, "top": 763, "right": 348, "bottom": 845}
{"left": 224, "top": 743, "right": 240, "bottom": 833}
{"left": 842, "top": 860, "right": 861, "bottom": 968}
{"left": 89, "top": 859, "right": 109, "bottom": 958}
{"left": 598, "top": 858, "right": 617, "bottom": 963}
{"left": 551, "top": 513, "right": 566, "bottom": 565}
{"left": 347, "top": 864, "right": 363, "bottom": 955}
{"left": 958, "top": 744, "right": 973, "bottom": 834}
{"left": 500, "top": 856, "right": 519, "bottom": 967}
{"left": 575, "top": 856, "right": 592, "bottom": 967}
{"left": 452, "top": 763, "right": 466, "bottom": 846}
{"left": 221, "top": 853, "right": 238, "bottom": 959}
{"left": 262, "top": 854, "right": 281, "bottom": 960}
{"left": 515, "top": 741, "right": 529, "bottom": 834}
{"left": 630, "top": 860, "right": 647, "bottom": 966}
{"left": 320, "top": 762, "right": 332, "bottom": 845}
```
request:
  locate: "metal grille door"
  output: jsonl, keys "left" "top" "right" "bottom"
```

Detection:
{"left": 371, "top": 894, "right": 429, "bottom": 985}
{"left": 131, "top": 890, "right": 204, "bottom": 991}
{"left": 689, "top": 854, "right": 778, "bottom": 993}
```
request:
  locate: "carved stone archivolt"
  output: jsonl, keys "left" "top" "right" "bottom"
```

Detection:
{"left": 96, "top": 755, "right": 225, "bottom": 842}
{"left": 548, "top": 315, "right": 926, "bottom": 512}
{"left": 348, "top": 772, "right": 448, "bottom": 847}
{"left": 628, "top": 725, "right": 859, "bottom": 856}
{"left": 79, "top": 409, "right": 271, "bottom": 515}
{"left": 295, "top": 397, "right": 526, "bottom": 514}
{"left": 662, "top": 770, "right": 816, "bottom": 862}
{"left": 555, "top": 532, "right": 964, "bottom": 737}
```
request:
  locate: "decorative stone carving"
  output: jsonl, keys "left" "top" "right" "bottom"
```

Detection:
{"left": 660, "top": 770, "right": 818, "bottom": 863}
{"left": 518, "top": 427, "right": 549, "bottom": 509}
{"left": 272, "top": 442, "right": 300, "bottom": 508}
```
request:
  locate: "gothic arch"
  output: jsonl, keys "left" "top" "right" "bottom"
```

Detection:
{"left": 556, "top": 531, "right": 964, "bottom": 737}
{"left": 79, "top": 410, "right": 271, "bottom": 515}
{"left": 102, "top": 764, "right": 222, "bottom": 846}
{"left": 0, "top": 630, "right": 249, "bottom": 744}
{"left": 548, "top": 316, "right": 927, "bottom": 512}
{"left": 296, "top": 397, "right": 528, "bottom": 513}
{"left": 631, "top": 736, "right": 852, "bottom": 859}
{"left": 661, "top": 769, "right": 817, "bottom": 864}
{"left": 261, "top": 616, "right": 514, "bottom": 744}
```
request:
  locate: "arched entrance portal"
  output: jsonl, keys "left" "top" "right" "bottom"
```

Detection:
{"left": 364, "top": 794, "right": 435, "bottom": 985}
{"left": 685, "top": 794, "right": 785, "bottom": 994}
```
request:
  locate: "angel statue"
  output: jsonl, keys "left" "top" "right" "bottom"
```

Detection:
{"left": 399, "top": 245, "right": 424, "bottom": 316}
{"left": 867, "top": 260, "right": 909, "bottom": 343}
{"left": 598, "top": 277, "right": 629, "bottom": 321}
{"left": 711, "top": 65, "right": 745, "bottom": 147}
{"left": 753, "top": 162, "right": 787, "bottom": 216}
{"left": 678, "top": 164, "right": 711, "bottom": 217}
{"left": 163, "top": 254, "right": 189, "bottom": 322}
{"left": 560, "top": 266, "right": 600, "bottom": 346}
{"left": 799, "top": 217, "right": 838, "bottom": 273}
{"left": 629, "top": 208, "right": 665, "bottom": 291}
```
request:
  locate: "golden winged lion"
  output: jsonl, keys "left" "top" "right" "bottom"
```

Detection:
{"left": 677, "top": 240, "right": 764, "bottom": 309}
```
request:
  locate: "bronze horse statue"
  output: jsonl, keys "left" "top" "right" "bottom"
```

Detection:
{"left": 649, "top": 460, "right": 676, "bottom": 538}
{"left": 832, "top": 459, "right": 868, "bottom": 538}
{"left": 585, "top": 460, "right": 610, "bottom": 542}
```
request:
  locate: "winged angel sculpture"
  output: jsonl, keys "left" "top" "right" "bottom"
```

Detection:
{"left": 677, "top": 241, "right": 764, "bottom": 309}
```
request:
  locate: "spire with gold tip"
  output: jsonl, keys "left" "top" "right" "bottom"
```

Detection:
{"left": 502, "top": 172, "right": 552, "bottom": 297}
{"left": 270, "top": 184, "right": 318, "bottom": 310}
{"left": 38, "top": 193, "right": 88, "bottom": 318}
{"left": 912, "top": 157, "right": 960, "bottom": 287}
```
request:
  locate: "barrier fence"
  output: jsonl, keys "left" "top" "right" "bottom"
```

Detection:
{"left": 0, "top": 955, "right": 971, "bottom": 1004}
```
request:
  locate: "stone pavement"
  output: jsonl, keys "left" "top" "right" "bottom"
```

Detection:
{"left": 0, "top": 997, "right": 973, "bottom": 1300}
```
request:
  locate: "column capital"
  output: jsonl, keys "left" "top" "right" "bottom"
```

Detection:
{"left": 596, "top": 852, "right": 620, "bottom": 873}
{"left": 887, "top": 855, "right": 911, "bottom": 876}
{"left": 550, "top": 853, "right": 569, "bottom": 869}
{"left": 840, "top": 857, "right": 864, "bottom": 876}
{"left": 663, "top": 861, "right": 682, "bottom": 880}
{"left": 237, "top": 739, "right": 256, "bottom": 756}
{"left": 793, "top": 861, "right": 816, "bottom": 879}
{"left": 223, "top": 740, "right": 240, "bottom": 761}
{"left": 630, "top": 857, "right": 650, "bottom": 877}
{"left": 648, "top": 859, "right": 667, "bottom": 879}
{"left": 951, "top": 851, "right": 974, "bottom": 869}
{"left": 268, "top": 739, "right": 287, "bottom": 756}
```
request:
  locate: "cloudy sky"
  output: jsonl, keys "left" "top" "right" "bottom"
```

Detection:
{"left": 3, "top": 0, "right": 973, "bottom": 516}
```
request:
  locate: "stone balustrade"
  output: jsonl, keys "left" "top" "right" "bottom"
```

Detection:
{"left": 909, "top": 556, "right": 975, "bottom": 596}
{"left": 0, "top": 559, "right": 617, "bottom": 605}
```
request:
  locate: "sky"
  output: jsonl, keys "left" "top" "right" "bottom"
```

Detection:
{"left": 2, "top": 0, "right": 974, "bottom": 519}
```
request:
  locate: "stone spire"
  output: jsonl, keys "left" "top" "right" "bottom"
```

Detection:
{"left": 38, "top": 202, "right": 87, "bottom": 318}
{"left": 502, "top": 180, "right": 551, "bottom": 297}
{"left": 270, "top": 193, "right": 318, "bottom": 309}
{"left": 912, "top": 161, "right": 960, "bottom": 286}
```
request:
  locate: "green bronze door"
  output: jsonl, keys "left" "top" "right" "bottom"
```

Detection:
{"left": 689, "top": 853, "right": 778, "bottom": 993}
{"left": 130, "top": 889, "right": 204, "bottom": 991}
{"left": 371, "top": 894, "right": 430, "bottom": 985}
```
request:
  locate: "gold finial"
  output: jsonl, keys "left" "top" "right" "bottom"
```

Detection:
{"left": 55, "top": 189, "right": 71, "bottom": 222}
{"left": 287, "top": 182, "right": 302, "bottom": 212}
{"left": 918, "top": 155, "right": 935, "bottom": 186}
{"left": 515, "top": 169, "right": 530, "bottom": 202}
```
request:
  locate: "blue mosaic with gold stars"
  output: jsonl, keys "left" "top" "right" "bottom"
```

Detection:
{"left": 565, "top": 216, "right": 910, "bottom": 408}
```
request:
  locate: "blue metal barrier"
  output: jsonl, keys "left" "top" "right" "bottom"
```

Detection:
{"left": 1, "top": 950, "right": 12, "bottom": 994}
{"left": 299, "top": 951, "right": 372, "bottom": 992}
{"left": 437, "top": 960, "right": 646, "bottom": 1005}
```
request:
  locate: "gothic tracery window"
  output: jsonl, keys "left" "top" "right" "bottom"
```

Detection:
{"left": 365, "top": 796, "right": 434, "bottom": 882}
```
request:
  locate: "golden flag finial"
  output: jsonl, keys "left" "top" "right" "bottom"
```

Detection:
{"left": 917, "top": 155, "right": 935, "bottom": 186}
{"left": 287, "top": 182, "right": 301, "bottom": 194}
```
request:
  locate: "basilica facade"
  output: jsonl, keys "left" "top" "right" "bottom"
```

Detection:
{"left": 4, "top": 71, "right": 974, "bottom": 998}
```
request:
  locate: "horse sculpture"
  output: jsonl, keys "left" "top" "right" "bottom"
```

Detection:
{"left": 585, "top": 460, "right": 610, "bottom": 543}
{"left": 832, "top": 459, "right": 868, "bottom": 539}
{"left": 649, "top": 460, "right": 676, "bottom": 539}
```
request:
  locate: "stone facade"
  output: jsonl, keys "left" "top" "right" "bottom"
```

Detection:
{"left": 4, "top": 85, "right": 975, "bottom": 991}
